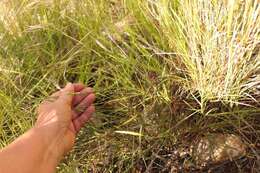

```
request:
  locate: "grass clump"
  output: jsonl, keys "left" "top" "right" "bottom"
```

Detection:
{"left": 0, "top": 0, "right": 259, "bottom": 172}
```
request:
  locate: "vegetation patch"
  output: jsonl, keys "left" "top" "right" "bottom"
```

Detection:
{"left": 0, "top": 0, "right": 259, "bottom": 172}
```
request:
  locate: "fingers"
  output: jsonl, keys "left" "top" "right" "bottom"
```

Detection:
{"left": 73, "top": 83, "right": 85, "bottom": 92}
{"left": 49, "top": 83, "right": 96, "bottom": 133}
{"left": 72, "top": 93, "right": 95, "bottom": 119}
{"left": 75, "top": 92, "right": 95, "bottom": 110}
{"left": 59, "top": 83, "right": 74, "bottom": 105}
{"left": 44, "top": 83, "right": 84, "bottom": 104}
{"left": 73, "top": 105, "right": 95, "bottom": 132}
{"left": 44, "top": 91, "right": 61, "bottom": 103}
{"left": 72, "top": 87, "right": 94, "bottom": 106}
{"left": 51, "top": 91, "right": 61, "bottom": 97}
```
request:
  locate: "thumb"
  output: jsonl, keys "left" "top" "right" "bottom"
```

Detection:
{"left": 59, "top": 83, "right": 74, "bottom": 105}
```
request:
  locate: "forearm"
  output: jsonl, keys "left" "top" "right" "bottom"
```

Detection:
{"left": 0, "top": 83, "right": 94, "bottom": 173}
{"left": 0, "top": 128, "right": 61, "bottom": 173}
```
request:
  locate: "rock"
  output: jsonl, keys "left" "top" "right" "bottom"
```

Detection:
{"left": 190, "top": 134, "right": 247, "bottom": 166}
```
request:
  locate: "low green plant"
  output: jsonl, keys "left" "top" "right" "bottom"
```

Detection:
{"left": 0, "top": 0, "right": 259, "bottom": 172}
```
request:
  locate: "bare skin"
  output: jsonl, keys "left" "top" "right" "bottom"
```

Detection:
{"left": 0, "top": 83, "right": 95, "bottom": 173}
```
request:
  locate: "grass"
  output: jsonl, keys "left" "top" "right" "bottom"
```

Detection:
{"left": 0, "top": 0, "right": 259, "bottom": 172}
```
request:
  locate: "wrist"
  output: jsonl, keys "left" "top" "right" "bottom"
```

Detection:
{"left": 0, "top": 128, "right": 62, "bottom": 173}
{"left": 30, "top": 127, "right": 63, "bottom": 163}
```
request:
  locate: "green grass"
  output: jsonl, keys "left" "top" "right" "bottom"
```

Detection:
{"left": 0, "top": 0, "right": 259, "bottom": 172}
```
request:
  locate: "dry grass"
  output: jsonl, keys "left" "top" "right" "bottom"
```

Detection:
{"left": 0, "top": 0, "right": 259, "bottom": 172}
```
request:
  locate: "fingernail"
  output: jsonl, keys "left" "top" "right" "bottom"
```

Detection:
{"left": 66, "top": 82, "right": 72, "bottom": 87}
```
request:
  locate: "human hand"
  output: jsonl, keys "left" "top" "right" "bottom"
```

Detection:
{"left": 35, "top": 83, "right": 95, "bottom": 159}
